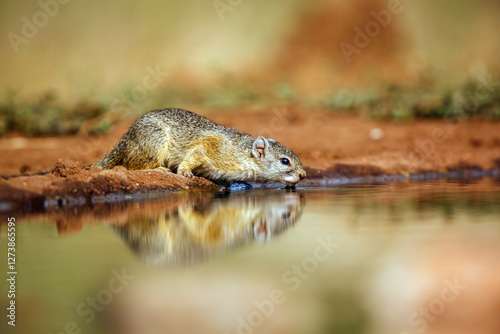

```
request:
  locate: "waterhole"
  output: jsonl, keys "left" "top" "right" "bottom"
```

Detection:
{"left": 1, "top": 177, "right": 499, "bottom": 334}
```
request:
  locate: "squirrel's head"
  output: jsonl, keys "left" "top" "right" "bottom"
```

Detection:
{"left": 251, "top": 136, "right": 306, "bottom": 186}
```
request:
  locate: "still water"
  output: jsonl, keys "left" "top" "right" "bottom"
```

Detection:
{"left": 1, "top": 178, "right": 500, "bottom": 334}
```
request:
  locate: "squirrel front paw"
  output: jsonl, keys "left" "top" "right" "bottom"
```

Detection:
{"left": 178, "top": 169, "right": 194, "bottom": 178}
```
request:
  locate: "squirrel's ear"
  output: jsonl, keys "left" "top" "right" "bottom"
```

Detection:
{"left": 252, "top": 136, "right": 269, "bottom": 159}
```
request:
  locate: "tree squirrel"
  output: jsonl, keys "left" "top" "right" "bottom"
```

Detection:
{"left": 94, "top": 108, "right": 306, "bottom": 186}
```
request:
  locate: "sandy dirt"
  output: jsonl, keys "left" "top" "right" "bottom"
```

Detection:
{"left": 1, "top": 107, "right": 499, "bottom": 208}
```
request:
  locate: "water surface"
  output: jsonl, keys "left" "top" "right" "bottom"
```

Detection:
{"left": 1, "top": 178, "right": 500, "bottom": 334}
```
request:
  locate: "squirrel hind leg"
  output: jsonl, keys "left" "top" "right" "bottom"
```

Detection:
{"left": 125, "top": 137, "right": 170, "bottom": 171}
{"left": 155, "top": 166, "right": 172, "bottom": 173}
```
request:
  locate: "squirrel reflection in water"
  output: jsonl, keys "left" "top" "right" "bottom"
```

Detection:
{"left": 114, "top": 191, "right": 305, "bottom": 268}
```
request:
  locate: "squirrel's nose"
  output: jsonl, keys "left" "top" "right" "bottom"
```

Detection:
{"left": 299, "top": 172, "right": 306, "bottom": 180}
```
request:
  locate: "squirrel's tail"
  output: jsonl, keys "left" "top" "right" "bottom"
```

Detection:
{"left": 93, "top": 140, "right": 127, "bottom": 170}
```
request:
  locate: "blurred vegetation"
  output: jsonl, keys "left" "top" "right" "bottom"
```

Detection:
{"left": 1, "top": 77, "right": 499, "bottom": 137}
{"left": 0, "top": 91, "right": 110, "bottom": 136}
{"left": 1, "top": 0, "right": 499, "bottom": 136}
{"left": 322, "top": 79, "right": 500, "bottom": 121}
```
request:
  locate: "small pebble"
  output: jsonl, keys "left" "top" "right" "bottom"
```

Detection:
{"left": 369, "top": 128, "right": 384, "bottom": 140}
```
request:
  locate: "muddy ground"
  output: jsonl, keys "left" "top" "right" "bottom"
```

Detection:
{"left": 1, "top": 107, "right": 499, "bottom": 209}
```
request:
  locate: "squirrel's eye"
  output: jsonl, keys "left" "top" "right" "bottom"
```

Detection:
{"left": 280, "top": 158, "right": 290, "bottom": 165}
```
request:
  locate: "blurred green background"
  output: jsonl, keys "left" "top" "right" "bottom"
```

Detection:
{"left": 1, "top": 0, "right": 499, "bottom": 135}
